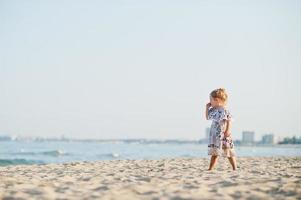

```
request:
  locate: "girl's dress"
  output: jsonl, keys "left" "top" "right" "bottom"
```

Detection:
{"left": 207, "top": 106, "right": 235, "bottom": 157}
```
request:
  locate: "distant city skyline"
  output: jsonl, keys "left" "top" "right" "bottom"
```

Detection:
{"left": 1, "top": 131, "right": 299, "bottom": 145}
{"left": 1, "top": 0, "right": 300, "bottom": 140}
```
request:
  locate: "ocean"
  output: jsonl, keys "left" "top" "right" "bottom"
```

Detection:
{"left": 0, "top": 140, "right": 300, "bottom": 166}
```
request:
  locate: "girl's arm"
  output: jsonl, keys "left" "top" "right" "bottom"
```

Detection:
{"left": 205, "top": 103, "right": 211, "bottom": 120}
{"left": 224, "top": 120, "right": 231, "bottom": 137}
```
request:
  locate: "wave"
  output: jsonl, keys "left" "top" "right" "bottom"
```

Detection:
{"left": 9, "top": 149, "right": 70, "bottom": 157}
{"left": 98, "top": 152, "right": 120, "bottom": 159}
{"left": 0, "top": 158, "right": 44, "bottom": 166}
{"left": 41, "top": 150, "right": 69, "bottom": 156}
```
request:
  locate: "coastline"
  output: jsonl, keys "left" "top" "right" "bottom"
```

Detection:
{"left": 1, "top": 156, "right": 300, "bottom": 199}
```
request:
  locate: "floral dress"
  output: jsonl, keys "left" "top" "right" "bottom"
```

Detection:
{"left": 207, "top": 106, "right": 235, "bottom": 157}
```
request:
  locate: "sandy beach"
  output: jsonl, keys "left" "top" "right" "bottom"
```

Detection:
{"left": 0, "top": 156, "right": 300, "bottom": 200}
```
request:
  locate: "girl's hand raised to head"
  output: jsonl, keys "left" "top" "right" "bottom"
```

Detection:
{"left": 206, "top": 102, "right": 211, "bottom": 109}
{"left": 224, "top": 131, "right": 231, "bottom": 137}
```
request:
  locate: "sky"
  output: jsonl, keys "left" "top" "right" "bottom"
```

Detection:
{"left": 0, "top": 0, "right": 300, "bottom": 140}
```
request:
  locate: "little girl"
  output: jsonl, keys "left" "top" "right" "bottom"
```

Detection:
{"left": 205, "top": 88, "right": 237, "bottom": 170}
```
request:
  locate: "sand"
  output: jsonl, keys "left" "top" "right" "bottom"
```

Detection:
{"left": 0, "top": 156, "right": 300, "bottom": 200}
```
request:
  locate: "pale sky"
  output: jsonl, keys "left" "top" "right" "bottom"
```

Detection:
{"left": 0, "top": 0, "right": 300, "bottom": 140}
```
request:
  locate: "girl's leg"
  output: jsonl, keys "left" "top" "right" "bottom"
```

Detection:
{"left": 208, "top": 155, "right": 218, "bottom": 170}
{"left": 227, "top": 156, "right": 237, "bottom": 170}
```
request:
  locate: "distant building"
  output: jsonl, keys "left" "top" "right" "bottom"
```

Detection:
{"left": 261, "top": 134, "right": 275, "bottom": 144}
{"left": 242, "top": 131, "right": 255, "bottom": 144}
{"left": 0, "top": 135, "right": 12, "bottom": 141}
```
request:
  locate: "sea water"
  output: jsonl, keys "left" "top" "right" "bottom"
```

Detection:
{"left": 0, "top": 141, "right": 300, "bottom": 166}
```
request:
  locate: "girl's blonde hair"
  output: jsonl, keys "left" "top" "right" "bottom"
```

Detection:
{"left": 210, "top": 88, "right": 228, "bottom": 102}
